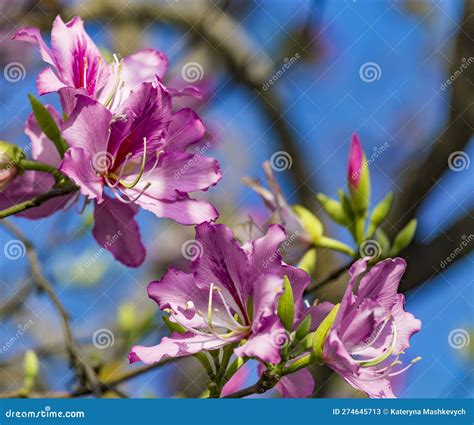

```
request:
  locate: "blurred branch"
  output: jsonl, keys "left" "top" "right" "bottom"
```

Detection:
{"left": 400, "top": 209, "right": 474, "bottom": 292}
{"left": 0, "top": 183, "right": 78, "bottom": 220}
{"left": 0, "top": 221, "right": 112, "bottom": 395}
{"left": 388, "top": 0, "right": 474, "bottom": 235}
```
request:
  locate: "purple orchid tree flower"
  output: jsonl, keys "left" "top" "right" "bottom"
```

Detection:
{"left": 59, "top": 79, "right": 221, "bottom": 226}
{"left": 12, "top": 16, "right": 170, "bottom": 114}
{"left": 319, "top": 257, "right": 422, "bottom": 398}
{"left": 129, "top": 222, "right": 311, "bottom": 366}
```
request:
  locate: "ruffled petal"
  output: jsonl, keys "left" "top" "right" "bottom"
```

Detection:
{"left": 60, "top": 147, "right": 103, "bottom": 201}
{"left": 12, "top": 27, "right": 55, "bottom": 65}
{"left": 165, "top": 108, "right": 205, "bottom": 152}
{"left": 136, "top": 195, "right": 219, "bottom": 225}
{"left": 129, "top": 332, "right": 232, "bottom": 365}
{"left": 61, "top": 95, "right": 111, "bottom": 155}
{"left": 275, "top": 368, "right": 314, "bottom": 398}
{"left": 36, "top": 67, "right": 66, "bottom": 95}
{"left": 248, "top": 224, "right": 286, "bottom": 276}
{"left": 234, "top": 314, "right": 284, "bottom": 364}
{"left": 356, "top": 258, "right": 406, "bottom": 314}
{"left": 92, "top": 195, "right": 145, "bottom": 267}
{"left": 391, "top": 294, "right": 421, "bottom": 355}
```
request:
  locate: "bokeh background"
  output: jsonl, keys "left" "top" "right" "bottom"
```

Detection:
{"left": 0, "top": 0, "right": 472, "bottom": 398}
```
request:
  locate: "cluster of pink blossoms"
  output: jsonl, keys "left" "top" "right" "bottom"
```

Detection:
{"left": 0, "top": 16, "right": 421, "bottom": 398}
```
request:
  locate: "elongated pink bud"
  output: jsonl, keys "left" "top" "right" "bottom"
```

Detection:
{"left": 348, "top": 133, "right": 364, "bottom": 188}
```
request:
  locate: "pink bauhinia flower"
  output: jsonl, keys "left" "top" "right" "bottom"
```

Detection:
{"left": 317, "top": 257, "right": 421, "bottom": 398}
{"left": 12, "top": 16, "right": 170, "bottom": 114}
{"left": 129, "top": 223, "right": 311, "bottom": 365}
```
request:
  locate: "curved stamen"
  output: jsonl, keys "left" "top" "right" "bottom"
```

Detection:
{"left": 104, "top": 54, "right": 123, "bottom": 108}
{"left": 351, "top": 318, "right": 391, "bottom": 354}
{"left": 213, "top": 286, "right": 248, "bottom": 331}
{"left": 109, "top": 182, "right": 151, "bottom": 204}
{"left": 140, "top": 149, "right": 164, "bottom": 180}
{"left": 83, "top": 56, "right": 88, "bottom": 89}
{"left": 106, "top": 153, "right": 133, "bottom": 188}
{"left": 353, "top": 320, "right": 398, "bottom": 367}
{"left": 118, "top": 137, "right": 148, "bottom": 189}
{"left": 387, "top": 357, "right": 422, "bottom": 377}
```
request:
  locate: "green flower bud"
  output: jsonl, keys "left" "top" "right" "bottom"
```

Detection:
{"left": 0, "top": 141, "right": 23, "bottom": 191}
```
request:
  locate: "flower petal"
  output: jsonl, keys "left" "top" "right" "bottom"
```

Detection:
{"left": 276, "top": 368, "right": 314, "bottom": 398}
{"left": 165, "top": 108, "right": 205, "bottom": 152}
{"left": 92, "top": 195, "right": 145, "bottom": 267}
{"left": 129, "top": 332, "right": 231, "bottom": 365}
{"left": 60, "top": 147, "right": 103, "bottom": 201}
{"left": 137, "top": 195, "right": 219, "bottom": 225}
{"left": 37, "top": 67, "right": 66, "bottom": 95}
{"left": 391, "top": 294, "right": 421, "bottom": 355}
{"left": 12, "top": 27, "right": 55, "bottom": 65}
{"left": 61, "top": 95, "right": 111, "bottom": 156}
{"left": 221, "top": 364, "right": 251, "bottom": 397}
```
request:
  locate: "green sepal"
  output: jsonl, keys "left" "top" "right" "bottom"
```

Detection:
{"left": 297, "top": 248, "right": 317, "bottom": 275}
{"left": 348, "top": 154, "right": 371, "bottom": 215}
{"left": 316, "top": 193, "right": 350, "bottom": 226}
{"left": 293, "top": 204, "right": 323, "bottom": 243}
{"left": 28, "top": 94, "right": 68, "bottom": 157}
{"left": 367, "top": 192, "right": 394, "bottom": 237}
{"left": 312, "top": 304, "right": 340, "bottom": 364}
{"left": 277, "top": 276, "right": 295, "bottom": 331}
{"left": 375, "top": 228, "right": 390, "bottom": 257}
{"left": 294, "top": 313, "right": 312, "bottom": 343}
{"left": 389, "top": 219, "right": 417, "bottom": 256}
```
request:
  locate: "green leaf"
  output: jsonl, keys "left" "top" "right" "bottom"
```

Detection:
{"left": 312, "top": 304, "right": 340, "bottom": 364}
{"left": 28, "top": 94, "right": 68, "bottom": 157}
{"left": 293, "top": 204, "right": 323, "bottom": 243}
{"left": 389, "top": 219, "right": 417, "bottom": 256}
{"left": 163, "top": 315, "right": 187, "bottom": 334}
{"left": 277, "top": 276, "right": 294, "bottom": 331}
{"left": 297, "top": 248, "right": 317, "bottom": 275}
{"left": 294, "top": 313, "right": 312, "bottom": 342}
{"left": 367, "top": 192, "right": 394, "bottom": 237}
{"left": 316, "top": 236, "right": 355, "bottom": 257}
{"left": 23, "top": 350, "right": 39, "bottom": 392}
{"left": 338, "top": 189, "right": 354, "bottom": 221}
{"left": 316, "top": 193, "right": 350, "bottom": 225}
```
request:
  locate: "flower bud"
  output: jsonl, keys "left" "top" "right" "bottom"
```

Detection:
{"left": 347, "top": 133, "right": 370, "bottom": 214}
{"left": 0, "top": 141, "right": 23, "bottom": 191}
